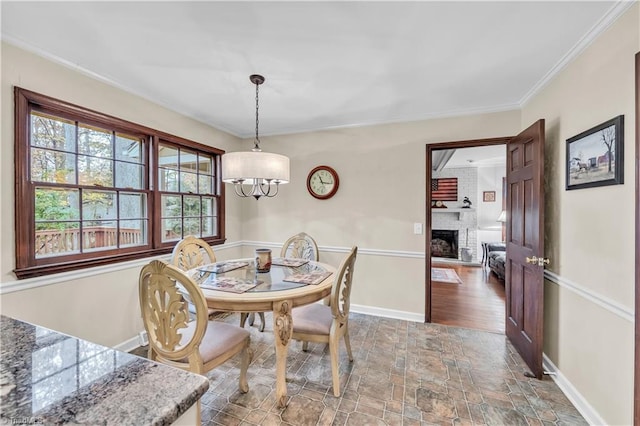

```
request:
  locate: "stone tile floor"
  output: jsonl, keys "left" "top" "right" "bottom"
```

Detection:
{"left": 131, "top": 312, "right": 587, "bottom": 425}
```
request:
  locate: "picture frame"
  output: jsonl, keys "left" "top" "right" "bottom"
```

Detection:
{"left": 566, "top": 115, "right": 624, "bottom": 190}
{"left": 483, "top": 191, "right": 496, "bottom": 202}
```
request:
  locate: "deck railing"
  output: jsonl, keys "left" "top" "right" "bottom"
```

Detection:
{"left": 35, "top": 227, "right": 143, "bottom": 256}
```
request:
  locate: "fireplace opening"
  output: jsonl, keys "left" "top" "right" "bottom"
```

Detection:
{"left": 431, "top": 230, "right": 459, "bottom": 259}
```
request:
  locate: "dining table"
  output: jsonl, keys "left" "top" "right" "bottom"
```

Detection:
{"left": 187, "top": 257, "right": 336, "bottom": 408}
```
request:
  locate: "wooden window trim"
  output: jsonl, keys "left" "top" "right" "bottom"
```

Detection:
{"left": 14, "top": 87, "right": 226, "bottom": 279}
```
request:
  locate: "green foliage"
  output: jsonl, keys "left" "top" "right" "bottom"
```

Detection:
{"left": 35, "top": 189, "right": 78, "bottom": 231}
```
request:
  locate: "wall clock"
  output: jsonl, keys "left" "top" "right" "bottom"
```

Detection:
{"left": 307, "top": 165, "right": 339, "bottom": 199}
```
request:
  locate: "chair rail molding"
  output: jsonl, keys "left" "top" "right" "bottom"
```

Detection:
{"left": 0, "top": 240, "right": 243, "bottom": 294}
{"left": 544, "top": 270, "right": 633, "bottom": 323}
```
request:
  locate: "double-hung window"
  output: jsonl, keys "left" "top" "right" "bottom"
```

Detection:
{"left": 14, "top": 88, "right": 225, "bottom": 279}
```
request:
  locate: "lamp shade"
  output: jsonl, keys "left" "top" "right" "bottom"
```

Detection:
{"left": 497, "top": 210, "right": 507, "bottom": 222}
{"left": 221, "top": 151, "right": 290, "bottom": 184}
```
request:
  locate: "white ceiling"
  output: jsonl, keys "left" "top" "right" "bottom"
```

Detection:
{"left": 1, "top": 1, "right": 628, "bottom": 138}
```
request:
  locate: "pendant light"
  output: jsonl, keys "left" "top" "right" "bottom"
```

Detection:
{"left": 221, "top": 74, "right": 290, "bottom": 200}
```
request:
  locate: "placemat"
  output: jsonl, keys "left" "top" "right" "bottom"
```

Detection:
{"left": 283, "top": 271, "right": 333, "bottom": 285}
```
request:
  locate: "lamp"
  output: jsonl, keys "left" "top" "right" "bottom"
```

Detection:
{"left": 497, "top": 210, "right": 507, "bottom": 242}
{"left": 222, "top": 74, "right": 290, "bottom": 200}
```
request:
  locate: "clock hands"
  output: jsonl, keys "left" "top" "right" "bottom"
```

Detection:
{"left": 318, "top": 175, "right": 332, "bottom": 185}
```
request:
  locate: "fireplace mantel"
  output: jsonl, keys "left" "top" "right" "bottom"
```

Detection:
{"left": 431, "top": 207, "right": 475, "bottom": 220}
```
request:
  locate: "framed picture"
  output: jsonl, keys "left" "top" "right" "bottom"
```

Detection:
{"left": 483, "top": 191, "right": 496, "bottom": 202}
{"left": 566, "top": 115, "right": 624, "bottom": 190}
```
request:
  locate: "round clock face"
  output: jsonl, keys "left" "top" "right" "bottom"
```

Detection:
{"left": 307, "top": 166, "right": 339, "bottom": 199}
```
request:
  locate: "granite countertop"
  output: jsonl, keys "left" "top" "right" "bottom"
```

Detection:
{"left": 0, "top": 315, "right": 209, "bottom": 425}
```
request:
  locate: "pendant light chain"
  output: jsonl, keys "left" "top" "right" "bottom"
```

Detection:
{"left": 221, "top": 73, "right": 289, "bottom": 200}
{"left": 254, "top": 80, "right": 261, "bottom": 150}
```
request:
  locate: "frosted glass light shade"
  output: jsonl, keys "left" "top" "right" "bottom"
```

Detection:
{"left": 221, "top": 151, "right": 290, "bottom": 184}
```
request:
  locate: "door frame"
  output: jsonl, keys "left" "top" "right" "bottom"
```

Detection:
{"left": 425, "top": 137, "right": 512, "bottom": 322}
{"left": 633, "top": 51, "right": 639, "bottom": 426}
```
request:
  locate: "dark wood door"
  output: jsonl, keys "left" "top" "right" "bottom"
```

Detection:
{"left": 505, "top": 120, "right": 546, "bottom": 379}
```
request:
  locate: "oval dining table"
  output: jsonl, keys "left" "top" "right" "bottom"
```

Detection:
{"left": 187, "top": 258, "right": 336, "bottom": 408}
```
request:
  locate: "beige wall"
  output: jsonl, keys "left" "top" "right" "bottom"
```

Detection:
{"left": 0, "top": 42, "right": 244, "bottom": 345}
{"left": 522, "top": 5, "right": 638, "bottom": 424}
{"left": 240, "top": 112, "right": 521, "bottom": 315}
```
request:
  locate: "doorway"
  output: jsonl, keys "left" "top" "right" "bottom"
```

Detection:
{"left": 427, "top": 140, "right": 508, "bottom": 334}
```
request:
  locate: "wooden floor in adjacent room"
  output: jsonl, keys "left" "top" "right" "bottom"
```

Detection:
{"left": 431, "top": 263, "right": 506, "bottom": 334}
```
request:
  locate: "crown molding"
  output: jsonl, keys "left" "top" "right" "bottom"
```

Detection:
{"left": 519, "top": 1, "right": 635, "bottom": 107}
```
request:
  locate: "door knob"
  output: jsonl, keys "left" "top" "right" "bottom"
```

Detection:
{"left": 526, "top": 256, "right": 550, "bottom": 266}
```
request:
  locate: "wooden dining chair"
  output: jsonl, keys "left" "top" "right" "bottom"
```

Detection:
{"left": 171, "top": 235, "right": 218, "bottom": 318}
{"left": 173, "top": 235, "right": 266, "bottom": 331}
{"left": 290, "top": 246, "right": 358, "bottom": 397}
{"left": 138, "top": 260, "right": 252, "bottom": 390}
{"left": 280, "top": 232, "right": 320, "bottom": 261}
{"left": 241, "top": 232, "right": 321, "bottom": 332}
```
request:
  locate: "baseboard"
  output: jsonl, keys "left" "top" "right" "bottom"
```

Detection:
{"left": 113, "top": 334, "right": 144, "bottom": 353}
{"left": 350, "top": 303, "right": 424, "bottom": 323}
{"left": 542, "top": 354, "right": 606, "bottom": 425}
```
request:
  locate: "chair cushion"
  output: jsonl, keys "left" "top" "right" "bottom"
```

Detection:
{"left": 180, "top": 320, "right": 249, "bottom": 363}
{"left": 292, "top": 303, "right": 333, "bottom": 335}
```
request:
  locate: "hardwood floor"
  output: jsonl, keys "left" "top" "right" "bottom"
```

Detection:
{"left": 431, "top": 262, "right": 506, "bottom": 333}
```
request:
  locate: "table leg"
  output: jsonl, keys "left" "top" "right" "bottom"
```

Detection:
{"left": 273, "top": 299, "right": 293, "bottom": 408}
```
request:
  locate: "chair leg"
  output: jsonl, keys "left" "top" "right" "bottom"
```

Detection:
{"left": 329, "top": 335, "right": 341, "bottom": 397}
{"left": 240, "top": 312, "right": 249, "bottom": 328}
{"left": 257, "top": 312, "right": 265, "bottom": 332}
{"left": 248, "top": 312, "right": 255, "bottom": 326}
{"left": 239, "top": 341, "right": 252, "bottom": 393}
{"left": 344, "top": 328, "right": 354, "bottom": 362}
{"left": 302, "top": 340, "right": 309, "bottom": 351}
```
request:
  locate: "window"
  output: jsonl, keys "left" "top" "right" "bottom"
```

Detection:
{"left": 14, "top": 88, "right": 225, "bottom": 279}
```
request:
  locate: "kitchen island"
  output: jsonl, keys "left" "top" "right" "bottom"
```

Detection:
{"left": 0, "top": 315, "right": 208, "bottom": 425}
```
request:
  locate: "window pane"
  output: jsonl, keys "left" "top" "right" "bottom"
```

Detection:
{"left": 120, "top": 220, "right": 147, "bottom": 246}
{"left": 159, "top": 168, "right": 178, "bottom": 192}
{"left": 183, "top": 196, "right": 200, "bottom": 216}
{"left": 202, "top": 216, "right": 215, "bottom": 237}
{"left": 31, "top": 112, "right": 76, "bottom": 152}
{"left": 201, "top": 197, "right": 213, "bottom": 216}
{"left": 183, "top": 218, "right": 200, "bottom": 236}
{"left": 115, "top": 134, "right": 142, "bottom": 163}
{"left": 78, "top": 155, "right": 113, "bottom": 186}
{"left": 35, "top": 222, "right": 80, "bottom": 258}
{"left": 198, "top": 154, "right": 212, "bottom": 174}
{"left": 115, "top": 162, "right": 144, "bottom": 189}
{"left": 119, "top": 193, "right": 146, "bottom": 219}
{"left": 82, "top": 190, "right": 116, "bottom": 221}
{"left": 158, "top": 144, "right": 178, "bottom": 170}
{"left": 180, "top": 171, "right": 197, "bottom": 193}
{"left": 35, "top": 188, "right": 80, "bottom": 221}
{"left": 161, "top": 195, "right": 181, "bottom": 217}
{"left": 180, "top": 149, "right": 198, "bottom": 172}
{"left": 162, "top": 219, "right": 182, "bottom": 242}
{"left": 31, "top": 148, "right": 76, "bottom": 184}
{"left": 82, "top": 220, "right": 117, "bottom": 251}
{"left": 78, "top": 124, "right": 112, "bottom": 158}
{"left": 198, "top": 175, "right": 212, "bottom": 194}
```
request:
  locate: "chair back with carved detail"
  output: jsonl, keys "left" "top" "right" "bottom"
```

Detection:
{"left": 140, "top": 260, "right": 253, "bottom": 394}
{"left": 280, "top": 232, "right": 319, "bottom": 261}
{"left": 329, "top": 246, "right": 357, "bottom": 322}
{"left": 139, "top": 260, "right": 209, "bottom": 370}
{"left": 171, "top": 235, "right": 217, "bottom": 271}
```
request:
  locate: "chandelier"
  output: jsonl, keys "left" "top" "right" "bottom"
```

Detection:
{"left": 221, "top": 74, "right": 290, "bottom": 200}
